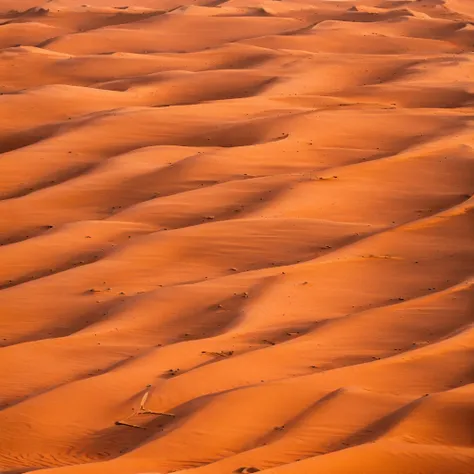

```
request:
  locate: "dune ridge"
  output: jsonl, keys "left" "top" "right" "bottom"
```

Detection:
{"left": 0, "top": 0, "right": 473, "bottom": 473}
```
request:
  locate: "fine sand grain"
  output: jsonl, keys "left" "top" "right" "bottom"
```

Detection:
{"left": 0, "top": 0, "right": 473, "bottom": 473}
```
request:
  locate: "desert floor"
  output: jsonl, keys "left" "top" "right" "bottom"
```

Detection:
{"left": 0, "top": 0, "right": 473, "bottom": 473}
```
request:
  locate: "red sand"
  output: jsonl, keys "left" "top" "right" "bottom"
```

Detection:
{"left": 0, "top": 1, "right": 473, "bottom": 473}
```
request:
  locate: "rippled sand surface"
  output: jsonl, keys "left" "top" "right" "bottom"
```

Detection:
{"left": 0, "top": 0, "right": 473, "bottom": 473}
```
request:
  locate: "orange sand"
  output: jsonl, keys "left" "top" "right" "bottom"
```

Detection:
{"left": 0, "top": 0, "right": 473, "bottom": 473}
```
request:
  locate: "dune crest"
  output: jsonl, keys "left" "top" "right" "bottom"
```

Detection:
{"left": 0, "top": 0, "right": 473, "bottom": 473}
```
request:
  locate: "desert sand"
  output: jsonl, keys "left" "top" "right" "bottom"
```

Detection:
{"left": 0, "top": 0, "right": 473, "bottom": 473}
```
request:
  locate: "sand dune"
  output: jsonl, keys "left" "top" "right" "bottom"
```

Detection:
{"left": 0, "top": 0, "right": 473, "bottom": 473}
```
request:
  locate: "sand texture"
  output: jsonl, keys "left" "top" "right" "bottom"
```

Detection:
{"left": 0, "top": 0, "right": 473, "bottom": 473}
